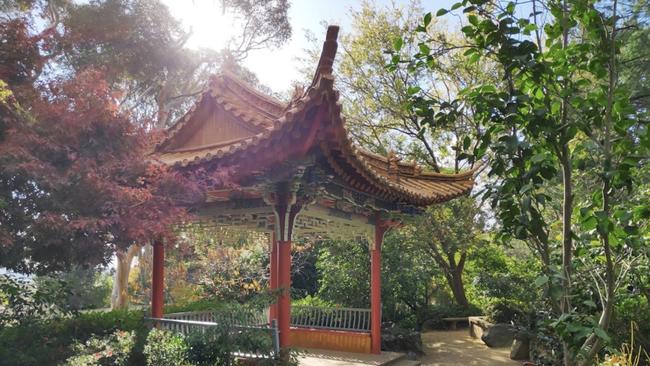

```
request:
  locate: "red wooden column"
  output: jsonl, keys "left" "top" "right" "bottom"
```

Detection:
{"left": 269, "top": 232, "right": 278, "bottom": 322}
{"left": 277, "top": 237, "right": 292, "bottom": 347}
{"left": 151, "top": 240, "right": 165, "bottom": 319}
{"left": 266, "top": 185, "right": 303, "bottom": 349}
{"left": 371, "top": 214, "right": 389, "bottom": 354}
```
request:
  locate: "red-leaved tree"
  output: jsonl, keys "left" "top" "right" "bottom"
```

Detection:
{"left": 0, "top": 18, "right": 214, "bottom": 310}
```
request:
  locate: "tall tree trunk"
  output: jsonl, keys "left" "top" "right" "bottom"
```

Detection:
{"left": 448, "top": 269, "right": 469, "bottom": 308}
{"left": 110, "top": 244, "right": 140, "bottom": 310}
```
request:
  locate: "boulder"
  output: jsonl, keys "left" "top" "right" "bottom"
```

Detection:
{"left": 510, "top": 332, "right": 531, "bottom": 360}
{"left": 381, "top": 325, "right": 424, "bottom": 354}
{"left": 481, "top": 324, "right": 516, "bottom": 348}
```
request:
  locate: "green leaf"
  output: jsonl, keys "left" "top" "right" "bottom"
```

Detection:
{"left": 424, "top": 12, "right": 433, "bottom": 26}
{"left": 534, "top": 275, "right": 549, "bottom": 287}
{"left": 593, "top": 327, "right": 611, "bottom": 342}
{"left": 531, "top": 153, "right": 546, "bottom": 163}
{"left": 581, "top": 216, "right": 598, "bottom": 230}
{"left": 393, "top": 37, "right": 403, "bottom": 52}
{"left": 451, "top": 2, "right": 463, "bottom": 10}
{"left": 436, "top": 8, "right": 449, "bottom": 16}
{"left": 407, "top": 86, "right": 421, "bottom": 95}
{"left": 461, "top": 25, "right": 474, "bottom": 35}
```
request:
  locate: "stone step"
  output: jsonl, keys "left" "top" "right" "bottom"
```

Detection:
{"left": 389, "top": 360, "right": 421, "bottom": 366}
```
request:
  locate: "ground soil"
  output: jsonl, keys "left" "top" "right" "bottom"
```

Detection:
{"left": 419, "top": 330, "right": 523, "bottom": 366}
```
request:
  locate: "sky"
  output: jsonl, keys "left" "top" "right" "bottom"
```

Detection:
{"left": 160, "top": 0, "right": 457, "bottom": 93}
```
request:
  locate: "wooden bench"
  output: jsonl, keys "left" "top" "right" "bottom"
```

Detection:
{"left": 442, "top": 317, "right": 469, "bottom": 330}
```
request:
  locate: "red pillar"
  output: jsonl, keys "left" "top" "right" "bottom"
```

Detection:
{"left": 151, "top": 240, "right": 164, "bottom": 319}
{"left": 371, "top": 216, "right": 385, "bottom": 354}
{"left": 277, "top": 239, "right": 292, "bottom": 347}
{"left": 269, "top": 232, "right": 278, "bottom": 323}
{"left": 266, "top": 185, "right": 302, "bottom": 350}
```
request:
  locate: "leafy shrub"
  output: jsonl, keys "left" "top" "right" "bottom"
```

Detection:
{"left": 610, "top": 297, "right": 650, "bottom": 359}
{"left": 599, "top": 321, "right": 650, "bottom": 366}
{"left": 146, "top": 325, "right": 276, "bottom": 366}
{"left": 163, "top": 298, "right": 225, "bottom": 314}
{"left": 63, "top": 330, "right": 135, "bottom": 366}
{"left": 417, "top": 303, "right": 482, "bottom": 330}
{"left": 291, "top": 295, "right": 335, "bottom": 308}
{"left": 485, "top": 299, "right": 527, "bottom": 325}
{"left": 35, "top": 268, "right": 112, "bottom": 311}
{"left": 0, "top": 309, "right": 148, "bottom": 366}
{"left": 0, "top": 273, "right": 72, "bottom": 326}
{"left": 186, "top": 328, "right": 230, "bottom": 366}
{"left": 143, "top": 328, "right": 189, "bottom": 366}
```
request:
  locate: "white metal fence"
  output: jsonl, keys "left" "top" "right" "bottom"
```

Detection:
{"left": 290, "top": 306, "right": 371, "bottom": 332}
{"left": 145, "top": 313, "right": 279, "bottom": 359}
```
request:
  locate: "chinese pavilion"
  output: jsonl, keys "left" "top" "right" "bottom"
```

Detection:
{"left": 151, "top": 26, "right": 476, "bottom": 354}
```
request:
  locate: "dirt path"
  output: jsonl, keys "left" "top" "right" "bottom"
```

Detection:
{"left": 419, "top": 330, "right": 523, "bottom": 366}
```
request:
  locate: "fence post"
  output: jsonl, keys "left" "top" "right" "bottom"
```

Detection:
{"left": 271, "top": 319, "right": 280, "bottom": 358}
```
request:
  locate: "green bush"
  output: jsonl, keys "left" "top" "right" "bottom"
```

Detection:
{"left": 484, "top": 299, "right": 527, "bottom": 325}
{"left": 143, "top": 328, "right": 189, "bottom": 366}
{"left": 0, "top": 310, "right": 149, "bottom": 366}
{"left": 63, "top": 330, "right": 135, "bottom": 366}
{"left": 610, "top": 296, "right": 650, "bottom": 358}
{"left": 291, "top": 295, "right": 335, "bottom": 308}
{"left": 417, "top": 303, "right": 482, "bottom": 330}
{"left": 163, "top": 298, "right": 226, "bottom": 314}
{"left": 186, "top": 328, "right": 230, "bottom": 366}
{"left": 0, "top": 273, "right": 72, "bottom": 326}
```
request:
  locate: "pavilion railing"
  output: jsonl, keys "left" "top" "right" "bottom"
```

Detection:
{"left": 164, "top": 309, "right": 268, "bottom": 326}
{"left": 145, "top": 313, "right": 278, "bottom": 359}
{"left": 290, "top": 306, "right": 371, "bottom": 332}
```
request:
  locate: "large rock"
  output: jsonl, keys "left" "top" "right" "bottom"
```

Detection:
{"left": 481, "top": 324, "right": 516, "bottom": 348}
{"left": 510, "top": 332, "right": 531, "bottom": 360}
{"left": 381, "top": 325, "right": 424, "bottom": 354}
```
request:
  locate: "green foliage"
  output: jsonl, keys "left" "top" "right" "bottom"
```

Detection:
{"left": 292, "top": 295, "right": 335, "bottom": 308}
{"left": 390, "top": 0, "right": 649, "bottom": 362}
{"left": 0, "top": 273, "right": 72, "bottom": 326}
{"left": 609, "top": 296, "right": 650, "bottom": 358}
{"left": 466, "top": 244, "right": 540, "bottom": 310}
{"left": 410, "top": 196, "right": 486, "bottom": 307}
{"left": 484, "top": 299, "right": 527, "bottom": 325}
{"left": 417, "top": 303, "right": 482, "bottom": 330}
{"left": 144, "top": 320, "right": 282, "bottom": 366}
{"left": 0, "top": 310, "right": 148, "bottom": 366}
{"left": 144, "top": 329, "right": 189, "bottom": 366}
{"left": 63, "top": 330, "right": 136, "bottom": 366}
{"left": 169, "top": 226, "right": 270, "bottom": 305}
{"left": 163, "top": 298, "right": 226, "bottom": 314}
{"left": 35, "top": 267, "right": 112, "bottom": 311}
{"left": 316, "top": 239, "right": 370, "bottom": 308}
{"left": 381, "top": 227, "right": 439, "bottom": 323}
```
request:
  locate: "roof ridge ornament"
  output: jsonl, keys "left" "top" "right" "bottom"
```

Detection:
{"left": 386, "top": 151, "right": 402, "bottom": 182}
{"left": 312, "top": 25, "right": 340, "bottom": 85}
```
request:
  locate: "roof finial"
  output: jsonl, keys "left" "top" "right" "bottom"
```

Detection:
{"left": 313, "top": 25, "right": 340, "bottom": 84}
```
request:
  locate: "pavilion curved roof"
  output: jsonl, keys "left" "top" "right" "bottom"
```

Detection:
{"left": 155, "top": 26, "right": 476, "bottom": 206}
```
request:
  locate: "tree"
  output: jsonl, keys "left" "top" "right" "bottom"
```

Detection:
{"left": 316, "top": 239, "right": 370, "bottom": 308}
{"left": 304, "top": 0, "right": 487, "bottom": 308}
{"left": 392, "top": 0, "right": 649, "bottom": 363}
{"left": 412, "top": 196, "right": 486, "bottom": 308}
{"left": 308, "top": 0, "right": 491, "bottom": 172}
{"left": 1, "top": 65, "right": 199, "bottom": 273}
{"left": 1, "top": 0, "right": 292, "bottom": 309}
{"left": 315, "top": 234, "right": 440, "bottom": 323}
{"left": 0, "top": 7, "right": 210, "bottom": 274}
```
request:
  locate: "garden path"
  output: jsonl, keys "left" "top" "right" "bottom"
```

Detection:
{"left": 419, "top": 330, "right": 523, "bottom": 366}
